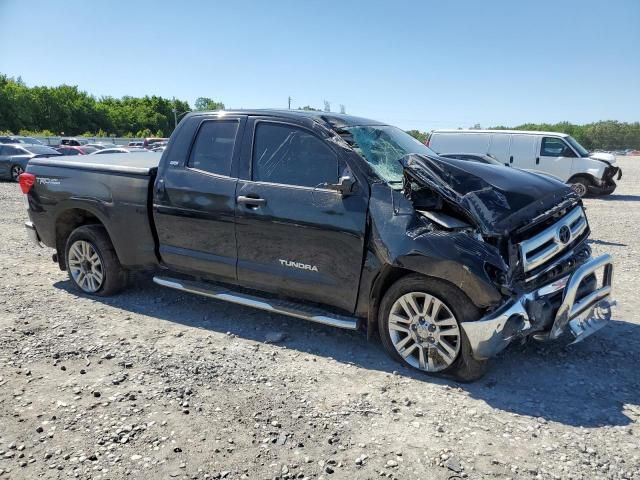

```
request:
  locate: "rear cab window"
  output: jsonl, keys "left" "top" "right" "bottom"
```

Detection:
{"left": 188, "top": 120, "right": 240, "bottom": 176}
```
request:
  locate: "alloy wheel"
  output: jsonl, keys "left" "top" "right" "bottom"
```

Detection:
{"left": 571, "top": 182, "right": 587, "bottom": 197}
{"left": 11, "top": 165, "right": 24, "bottom": 181}
{"left": 68, "top": 240, "right": 104, "bottom": 293}
{"left": 388, "top": 292, "right": 461, "bottom": 372}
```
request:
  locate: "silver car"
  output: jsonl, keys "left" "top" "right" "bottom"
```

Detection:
{"left": 0, "top": 144, "right": 61, "bottom": 181}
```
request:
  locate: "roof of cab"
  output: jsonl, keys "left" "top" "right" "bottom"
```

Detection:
{"left": 431, "top": 129, "right": 569, "bottom": 137}
{"left": 185, "top": 109, "right": 385, "bottom": 129}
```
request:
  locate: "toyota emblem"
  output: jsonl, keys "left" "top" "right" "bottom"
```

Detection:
{"left": 558, "top": 225, "right": 571, "bottom": 244}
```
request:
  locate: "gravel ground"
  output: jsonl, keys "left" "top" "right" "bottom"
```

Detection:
{"left": 0, "top": 158, "right": 639, "bottom": 480}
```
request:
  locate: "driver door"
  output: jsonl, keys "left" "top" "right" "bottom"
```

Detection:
{"left": 234, "top": 118, "right": 368, "bottom": 312}
{"left": 538, "top": 136, "right": 575, "bottom": 181}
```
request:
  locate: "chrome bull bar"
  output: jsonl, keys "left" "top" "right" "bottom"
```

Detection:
{"left": 461, "top": 254, "right": 614, "bottom": 360}
{"left": 549, "top": 253, "right": 613, "bottom": 339}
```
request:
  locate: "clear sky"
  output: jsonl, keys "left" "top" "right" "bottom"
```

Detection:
{"left": 1, "top": 0, "right": 639, "bottom": 131}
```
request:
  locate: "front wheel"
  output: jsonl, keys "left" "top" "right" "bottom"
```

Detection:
{"left": 378, "top": 275, "right": 487, "bottom": 381}
{"left": 65, "top": 225, "right": 128, "bottom": 296}
{"left": 570, "top": 177, "right": 590, "bottom": 197}
{"left": 10, "top": 164, "right": 24, "bottom": 181}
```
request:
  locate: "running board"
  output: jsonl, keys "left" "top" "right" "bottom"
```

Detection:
{"left": 153, "top": 276, "right": 359, "bottom": 330}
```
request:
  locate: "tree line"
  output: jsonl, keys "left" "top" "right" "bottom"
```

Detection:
{"left": 1, "top": 74, "right": 638, "bottom": 148}
{"left": 0, "top": 74, "right": 220, "bottom": 138}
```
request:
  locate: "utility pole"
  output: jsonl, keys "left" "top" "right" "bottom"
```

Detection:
{"left": 288, "top": 96, "right": 292, "bottom": 110}
{"left": 172, "top": 97, "right": 177, "bottom": 129}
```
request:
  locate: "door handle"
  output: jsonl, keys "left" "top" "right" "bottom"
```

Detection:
{"left": 536, "top": 157, "right": 540, "bottom": 165}
{"left": 237, "top": 195, "right": 266, "bottom": 207}
{"left": 509, "top": 155, "right": 514, "bottom": 164}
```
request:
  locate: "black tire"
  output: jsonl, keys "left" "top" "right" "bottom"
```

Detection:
{"left": 10, "top": 164, "right": 24, "bottom": 182}
{"left": 65, "top": 225, "right": 128, "bottom": 296}
{"left": 569, "top": 177, "right": 590, "bottom": 197}
{"left": 378, "top": 274, "right": 488, "bottom": 382}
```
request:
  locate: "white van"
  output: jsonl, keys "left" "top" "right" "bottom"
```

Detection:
{"left": 427, "top": 129, "right": 622, "bottom": 196}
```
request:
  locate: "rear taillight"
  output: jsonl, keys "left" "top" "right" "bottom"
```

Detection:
{"left": 19, "top": 173, "right": 36, "bottom": 194}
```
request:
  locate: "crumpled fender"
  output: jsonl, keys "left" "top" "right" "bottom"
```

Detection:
{"left": 362, "top": 184, "right": 505, "bottom": 314}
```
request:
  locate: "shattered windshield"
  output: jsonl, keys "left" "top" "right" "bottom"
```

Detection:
{"left": 344, "top": 125, "right": 435, "bottom": 183}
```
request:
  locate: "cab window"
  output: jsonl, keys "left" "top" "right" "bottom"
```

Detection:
{"left": 188, "top": 120, "right": 239, "bottom": 176}
{"left": 541, "top": 137, "right": 576, "bottom": 157}
{"left": 252, "top": 122, "right": 339, "bottom": 188}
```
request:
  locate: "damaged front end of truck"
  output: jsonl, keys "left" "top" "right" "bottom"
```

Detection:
{"left": 388, "top": 154, "right": 615, "bottom": 360}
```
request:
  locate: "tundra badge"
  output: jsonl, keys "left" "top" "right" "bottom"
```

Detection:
{"left": 279, "top": 259, "right": 318, "bottom": 272}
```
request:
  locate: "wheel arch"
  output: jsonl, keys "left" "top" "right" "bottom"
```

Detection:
{"left": 55, "top": 208, "right": 113, "bottom": 270}
{"left": 366, "top": 264, "right": 494, "bottom": 339}
{"left": 567, "top": 173, "right": 597, "bottom": 185}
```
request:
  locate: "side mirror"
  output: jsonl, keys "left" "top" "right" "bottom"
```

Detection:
{"left": 326, "top": 176, "right": 356, "bottom": 196}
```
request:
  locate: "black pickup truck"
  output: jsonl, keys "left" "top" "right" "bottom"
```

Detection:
{"left": 21, "top": 110, "right": 615, "bottom": 380}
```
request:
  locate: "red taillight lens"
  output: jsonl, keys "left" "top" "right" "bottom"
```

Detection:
{"left": 18, "top": 173, "right": 36, "bottom": 194}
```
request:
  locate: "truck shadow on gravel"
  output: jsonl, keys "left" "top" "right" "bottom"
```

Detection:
{"left": 596, "top": 194, "right": 640, "bottom": 202}
{"left": 54, "top": 277, "right": 639, "bottom": 429}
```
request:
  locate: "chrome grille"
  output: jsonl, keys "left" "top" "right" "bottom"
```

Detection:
{"left": 519, "top": 206, "right": 588, "bottom": 273}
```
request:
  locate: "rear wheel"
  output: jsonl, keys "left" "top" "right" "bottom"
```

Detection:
{"left": 570, "top": 177, "right": 590, "bottom": 197}
{"left": 378, "top": 275, "right": 487, "bottom": 381}
{"left": 10, "top": 164, "right": 24, "bottom": 181}
{"left": 65, "top": 225, "right": 128, "bottom": 296}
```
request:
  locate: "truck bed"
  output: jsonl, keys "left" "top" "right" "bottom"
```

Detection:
{"left": 26, "top": 152, "right": 160, "bottom": 269}
{"left": 28, "top": 152, "right": 161, "bottom": 176}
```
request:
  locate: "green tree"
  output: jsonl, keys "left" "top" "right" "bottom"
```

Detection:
{"left": 194, "top": 97, "right": 224, "bottom": 111}
{"left": 406, "top": 129, "right": 429, "bottom": 144}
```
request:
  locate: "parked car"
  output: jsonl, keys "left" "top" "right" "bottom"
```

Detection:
{"left": 0, "top": 135, "right": 44, "bottom": 145}
{"left": 440, "top": 152, "right": 566, "bottom": 183}
{"left": 60, "top": 137, "right": 89, "bottom": 147}
{"left": 127, "top": 141, "right": 144, "bottom": 148}
{"left": 427, "top": 129, "right": 622, "bottom": 197}
{"left": 439, "top": 153, "right": 504, "bottom": 165}
{"left": 21, "top": 110, "right": 615, "bottom": 380}
{"left": 0, "top": 144, "right": 61, "bottom": 180}
{"left": 90, "top": 147, "right": 149, "bottom": 155}
{"left": 56, "top": 146, "right": 98, "bottom": 156}
{"left": 143, "top": 137, "right": 168, "bottom": 149}
{"left": 85, "top": 143, "right": 116, "bottom": 150}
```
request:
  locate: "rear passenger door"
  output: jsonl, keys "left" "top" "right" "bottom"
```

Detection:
{"left": 0, "top": 146, "right": 22, "bottom": 177}
{"left": 0, "top": 146, "right": 13, "bottom": 177}
{"left": 153, "top": 115, "right": 246, "bottom": 281}
{"left": 509, "top": 135, "right": 537, "bottom": 169}
{"left": 234, "top": 118, "right": 368, "bottom": 312}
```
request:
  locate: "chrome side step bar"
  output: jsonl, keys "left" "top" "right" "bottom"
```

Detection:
{"left": 153, "top": 276, "right": 359, "bottom": 330}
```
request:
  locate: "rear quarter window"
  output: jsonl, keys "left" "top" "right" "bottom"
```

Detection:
{"left": 187, "top": 120, "right": 239, "bottom": 176}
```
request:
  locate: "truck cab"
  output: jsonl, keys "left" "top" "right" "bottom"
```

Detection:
{"left": 21, "top": 110, "right": 616, "bottom": 381}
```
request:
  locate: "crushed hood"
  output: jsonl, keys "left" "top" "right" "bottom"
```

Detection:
{"left": 401, "top": 154, "right": 578, "bottom": 237}
{"left": 589, "top": 151, "right": 617, "bottom": 165}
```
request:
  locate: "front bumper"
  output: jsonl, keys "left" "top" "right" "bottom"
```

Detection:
{"left": 589, "top": 167, "right": 622, "bottom": 195}
{"left": 461, "top": 254, "right": 614, "bottom": 360}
